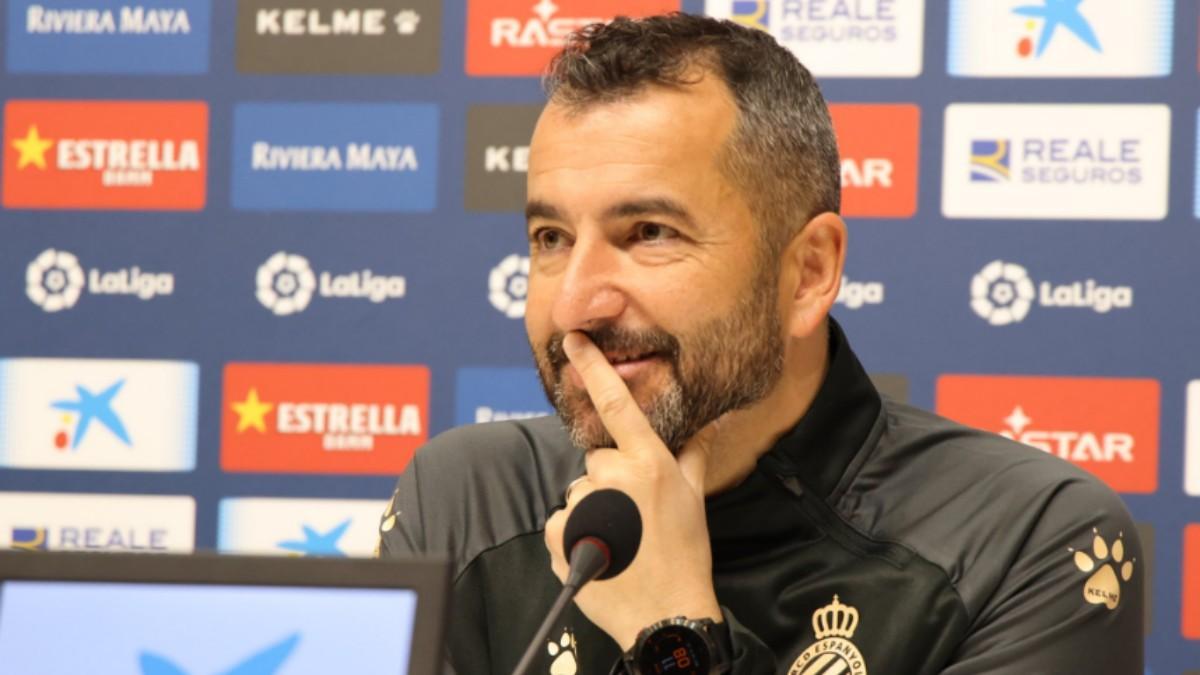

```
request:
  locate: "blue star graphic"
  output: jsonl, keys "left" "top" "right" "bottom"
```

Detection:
{"left": 1013, "top": 0, "right": 1102, "bottom": 57}
{"left": 51, "top": 379, "right": 132, "bottom": 449}
{"left": 139, "top": 632, "right": 300, "bottom": 675}
{"left": 276, "top": 519, "right": 351, "bottom": 557}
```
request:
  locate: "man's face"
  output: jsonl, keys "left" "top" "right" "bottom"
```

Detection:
{"left": 525, "top": 75, "right": 786, "bottom": 451}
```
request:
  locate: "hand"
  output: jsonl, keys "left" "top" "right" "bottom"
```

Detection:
{"left": 543, "top": 331, "right": 723, "bottom": 651}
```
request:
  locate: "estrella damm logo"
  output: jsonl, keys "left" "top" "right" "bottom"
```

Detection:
{"left": 221, "top": 363, "right": 429, "bottom": 475}
{"left": 231, "top": 103, "right": 438, "bottom": 211}
{"left": 6, "top": 0, "right": 211, "bottom": 74}
{"left": 3, "top": 100, "right": 208, "bottom": 210}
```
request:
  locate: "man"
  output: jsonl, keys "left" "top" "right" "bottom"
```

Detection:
{"left": 379, "top": 13, "right": 1142, "bottom": 675}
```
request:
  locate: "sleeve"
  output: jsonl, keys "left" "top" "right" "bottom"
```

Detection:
{"left": 377, "top": 451, "right": 482, "bottom": 675}
{"left": 722, "top": 606, "right": 780, "bottom": 674}
{"left": 938, "top": 477, "right": 1144, "bottom": 675}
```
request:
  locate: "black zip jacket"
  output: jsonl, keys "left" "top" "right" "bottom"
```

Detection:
{"left": 379, "top": 322, "right": 1143, "bottom": 674}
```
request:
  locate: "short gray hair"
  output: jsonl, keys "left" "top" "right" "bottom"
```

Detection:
{"left": 544, "top": 13, "right": 841, "bottom": 255}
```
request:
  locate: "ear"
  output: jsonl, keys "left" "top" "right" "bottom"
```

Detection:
{"left": 781, "top": 212, "right": 846, "bottom": 339}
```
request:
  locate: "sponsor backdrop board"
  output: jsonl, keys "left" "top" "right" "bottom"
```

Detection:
{"left": 0, "top": 0, "right": 1198, "bottom": 670}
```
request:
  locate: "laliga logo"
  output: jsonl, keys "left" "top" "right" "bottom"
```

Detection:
{"left": 256, "top": 251, "right": 316, "bottom": 316}
{"left": 26, "top": 248, "right": 174, "bottom": 312}
{"left": 489, "top": 254, "right": 529, "bottom": 319}
{"left": 26, "top": 248, "right": 84, "bottom": 312}
{"left": 835, "top": 275, "right": 885, "bottom": 310}
{"left": 970, "top": 260, "right": 1132, "bottom": 326}
{"left": 256, "top": 251, "right": 406, "bottom": 316}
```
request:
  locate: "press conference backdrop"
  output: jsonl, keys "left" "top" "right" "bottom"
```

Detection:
{"left": 0, "top": 0, "right": 1196, "bottom": 672}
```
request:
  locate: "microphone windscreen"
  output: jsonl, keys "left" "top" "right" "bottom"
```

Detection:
{"left": 562, "top": 488, "right": 642, "bottom": 580}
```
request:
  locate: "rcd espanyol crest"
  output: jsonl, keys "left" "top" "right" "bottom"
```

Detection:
{"left": 789, "top": 595, "right": 867, "bottom": 675}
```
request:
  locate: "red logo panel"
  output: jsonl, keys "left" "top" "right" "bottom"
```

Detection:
{"left": 221, "top": 363, "right": 429, "bottom": 475}
{"left": 1185, "top": 524, "right": 1200, "bottom": 639}
{"left": 935, "top": 375, "right": 1159, "bottom": 493}
{"left": 3, "top": 100, "right": 208, "bottom": 210}
{"left": 829, "top": 104, "right": 920, "bottom": 218}
{"left": 466, "top": 0, "right": 680, "bottom": 76}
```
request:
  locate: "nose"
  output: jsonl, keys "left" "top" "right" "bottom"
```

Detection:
{"left": 550, "top": 235, "right": 628, "bottom": 333}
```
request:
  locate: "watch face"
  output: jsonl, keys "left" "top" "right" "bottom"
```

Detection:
{"left": 636, "top": 624, "right": 712, "bottom": 674}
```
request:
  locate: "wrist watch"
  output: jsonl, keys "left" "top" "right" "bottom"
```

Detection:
{"left": 621, "top": 616, "right": 732, "bottom": 674}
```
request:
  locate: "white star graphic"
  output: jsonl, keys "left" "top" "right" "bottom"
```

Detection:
{"left": 1004, "top": 405, "right": 1032, "bottom": 435}
{"left": 532, "top": 0, "right": 558, "bottom": 23}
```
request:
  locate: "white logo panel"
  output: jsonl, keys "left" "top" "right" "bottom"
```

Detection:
{"left": 1187, "top": 381, "right": 1200, "bottom": 496}
{"left": 942, "top": 104, "right": 1169, "bottom": 220}
{"left": 948, "top": 0, "right": 1173, "bottom": 77}
{"left": 705, "top": 0, "right": 924, "bottom": 77}
{"left": 218, "top": 497, "right": 389, "bottom": 557}
{"left": 0, "top": 492, "right": 195, "bottom": 553}
{"left": 0, "top": 358, "right": 198, "bottom": 471}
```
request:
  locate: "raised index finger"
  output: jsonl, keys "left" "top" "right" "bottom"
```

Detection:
{"left": 562, "top": 331, "right": 661, "bottom": 452}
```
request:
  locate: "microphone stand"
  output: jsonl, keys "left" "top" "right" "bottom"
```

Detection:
{"left": 510, "top": 537, "right": 611, "bottom": 675}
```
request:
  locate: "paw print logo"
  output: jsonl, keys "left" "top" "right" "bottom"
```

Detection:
{"left": 546, "top": 629, "right": 577, "bottom": 675}
{"left": 394, "top": 10, "right": 420, "bottom": 34}
{"left": 1071, "top": 528, "right": 1134, "bottom": 610}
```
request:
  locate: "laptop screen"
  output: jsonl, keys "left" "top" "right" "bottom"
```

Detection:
{"left": 0, "top": 580, "right": 417, "bottom": 674}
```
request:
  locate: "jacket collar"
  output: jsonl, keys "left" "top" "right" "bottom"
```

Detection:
{"left": 757, "top": 318, "right": 882, "bottom": 500}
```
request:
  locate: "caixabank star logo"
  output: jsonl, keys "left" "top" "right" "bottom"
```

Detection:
{"left": 221, "top": 363, "right": 429, "bottom": 475}
{"left": 3, "top": 100, "right": 208, "bottom": 210}
{"left": 465, "top": 0, "right": 679, "bottom": 76}
{"left": 829, "top": 104, "right": 920, "bottom": 218}
{"left": 936, "top": 375, "right": 1159, "bottom": 493}
{"left": 947, "top": 0, "right": 1173, "bottom": 77}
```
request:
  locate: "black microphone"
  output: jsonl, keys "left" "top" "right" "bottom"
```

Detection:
{"left": 511, "top": 489, "right": 642, "bottom": 675}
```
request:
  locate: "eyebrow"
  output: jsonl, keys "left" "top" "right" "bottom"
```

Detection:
{"left": 524, "top": 197, "right": 697, "bottom": 228}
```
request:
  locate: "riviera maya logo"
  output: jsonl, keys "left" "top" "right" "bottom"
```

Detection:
{"left": 489, "top": 253, "right": 529, "bottom": 319}
{"left": 26, "top": 248, "right": 85, "bottom": 312}
{"left": 970, "top": 260, "right": 1035, "bottom": 326}
{"left": 788, "top": 595, "right": 867, "bottom": 675}
{"left": 256, "top": 251, "right": 315, "bottom": 316}
{"left": 139, "top": 632, "right": 299, "bottom": 675}
{"left": 1071, "top": 528, "right": 1135, "bottom": 610}
{"left": 1012, "top": 0, "right": 1101, "bottom": 59}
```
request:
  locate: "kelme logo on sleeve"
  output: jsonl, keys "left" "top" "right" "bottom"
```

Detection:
{"left": 6, "top": 0, "right": 211, "bottom": 74}
{"left": 232, "top": 103, "right": 438, "bottom": 212}
{"left": 465, "top": 0, "right": 680, "bottom": 76}
{"left": 236, "top": 0, "right": 441, "bottom": 74}
{"left": 936, "top": 375, "right": 1159, "bottom": 493}
{"left": 3, "top": 100, "right": 208, "bottom": 210}
{"left": 221, "top": 363, "right": 429, "bottom": 474}
{"left": 947, "top": 0, "right": 1173, "bottom": 77}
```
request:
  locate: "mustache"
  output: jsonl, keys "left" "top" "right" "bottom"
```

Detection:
{"left": 544, "top": 324, "right": 681, "bottom": 374}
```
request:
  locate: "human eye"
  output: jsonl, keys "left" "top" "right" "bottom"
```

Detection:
{"left": 530, "top": 227, "right": 570, "bottom": 251}
{"left": 633, "top": 221, "right": 679, "bottom": 243}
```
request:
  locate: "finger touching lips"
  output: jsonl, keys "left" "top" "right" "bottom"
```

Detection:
{"left": 562, "top": 331, "right": 659, "bottom": 451}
